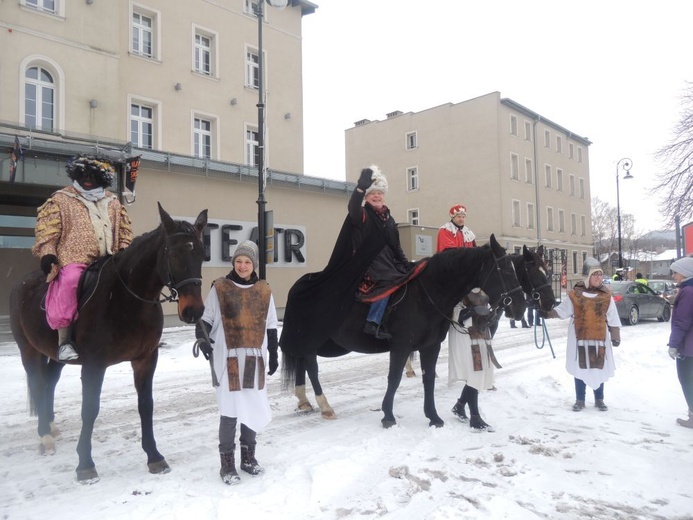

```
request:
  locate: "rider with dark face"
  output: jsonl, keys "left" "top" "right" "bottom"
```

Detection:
{"left": 32, "top": 155, "right": 133, "bottom": 361}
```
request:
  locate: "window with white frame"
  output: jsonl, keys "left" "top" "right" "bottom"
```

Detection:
{"left": 569, "top": 174, "right": 575, "bottom": 196}
{"left": 556, "top": 168, "right": 563, "bottom": 191}
{"left": 194, "top": 116, "right": 213, "bottom": 159}
{"left": 406, "top": 131, "right": 417, "bottom": 150}
{"left": 130, "top": 102, "right": 154, "bottom": 149}
{"left": 545, "top": 164, "right": 552, "bottom": 188}
{"left": 579, "top": 177, "right": 585, "bottom": 199}
{"left": 512, "top": 199, "right": 521, "bottom": 227}
{"left": 558, "top": 209, "right": 565, "bottom": 233}
{"left": 582, "top": 251, "right": 587, "bottom": 263}
{"left": 527, "top": 202, "right": 535, "bottom": 229}
{"left": 193, "top": 26, "right": 217, "bottom": 76}
{"left": 525, "top": 158, "right": 533, "bottom": 184}
{"left": 407, "top": 209, "right": 419, "bottom": 226}
{"left": 580, "top": 215, "right": 586, "bottom": 236}
{"left": 570, "top": 213, "right": 577, "bottom": 235}
{"left": 510, "top": 115, "right": 518, "bottom": 136}
{"left": 131, "top": 6, "right": 158, "bottom": 59}
{"left": 406, "top": 166, "right": 419, "bottom": 191}
{"left": 524, "top": 120, "right": 532, "bottom": 141}
{"left": 556, "top": 135, "right": 562, "bottom": 153}
{"left": 24, "top": 0, "right": 58, "bottom": 14}
{"left": 24, "top": 66, "right": 55, "bottom": 131}
{"left": 245, "top": 125, "right": 259, "bottom": 166}
{"left": 572, "top": 251, "right": 578, "bottom": 274}
{"left": 244, "top": 0, "right": 259, "bottom": 16}
{"left": 546, "top": 207, "right": 554, "bottom": 231}
{"left": 245, "top": 46, "right": 260, "bottom": 89}
{"left": 510, "top": 153, "right": 519, "bottom": 180}
{"left": 544, "top": 129, "right": 551, "bottom": 149}
{"left": 569, "top": 142, "right": 574, "bottom": 159}
{"left": 577, "top": 147, "right": 583, "bottom": 163}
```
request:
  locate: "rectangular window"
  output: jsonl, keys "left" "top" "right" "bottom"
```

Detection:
{"left": 544, "top": 129, "right": 551, "bottom": 149}
{"left": 525, "top": 158, "right": 533, "bottom": 184}
{"left": 244, "top": 0, "right": 259, "bottom": 16}
{"left": 582, "top": 251, "right": 587, "bottom": 263}
{"left": 194, "top": 33, "right": 212, "bottom": 75}
{"left": 579, "top": 177, "right": 585, "bottom": 199}
{"left": 572, "top": 251, "right": 578, "bottom": 274}
{"left": 556, "top": 168, "right": 563, "bottom": 192}
{"left": 524, "top": 120, "right": 532, "bottom": 141}
{"left": 571, "top": 213, "right": 577, "bottom": 235}
{"left": 406, "top": 131, "right": 417, "bottom": 150}
{"left": 408, "top": 209, "right": 419, "bottom": 226}
{"left": 569, "top": 174, "right": 575, "bottom": 196}
{"left": 545, "top": 164, "right": 552, "bottom": 188}
{"left": 510, "top": 153, "right": 519, "bottom": 180}
{"left": 527, "top": 202, "right": 535, "bottom": 229}
{"left": 556, "top": 135, "right": 562, "bottom": 153}
{"left": 130, "top": 103, "right": 153, "bottom": 149}
{"left": 132, "top": 12, "right": 154, "bottom": 58}
{"left": 569, "top": 142, "right": 574, "bottom": 159}
{"left": 406, "top": 166, "right": 419, "bottom": 191}
{"left": 245, "top": 125, "right": 259, "bottom": 166}
{"left": 25, "top": 0, "right": 56, "bottom": 13}
{"left": 546, "top": 207, "right": 554, "bottom": 231}
{"left": 246, "top": 47, "right": 260, "bottom": 89}
{"left": 578, "top": 147, "right": 583, "bottom": 163}
{"left": 558, "top": 209, "right": 565, "bottom": 233}
{"left": 512, "top": 200, "right": 521, "bottom": 227}
{"left": 194, "top": 117, "right": 212, "bottom": 159}
{"left": 510, "top": 115, "right": 518, "bottom": 136}
{"left": 581, "top": 215, "right": 586, "bottom": 236}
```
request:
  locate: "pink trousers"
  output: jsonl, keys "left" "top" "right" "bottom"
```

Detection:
{"left": 45, "top": 263, "right": 87, "bottom": 330}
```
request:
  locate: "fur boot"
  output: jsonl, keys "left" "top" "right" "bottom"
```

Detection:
{"left": 220, "top": 451, "right": 240, "bottom": 485}
{"left": 240, "top": 444, "right": 264, "bottom": 475}
{"left": 676, "top": 409, "right": 693, "bottom": 429}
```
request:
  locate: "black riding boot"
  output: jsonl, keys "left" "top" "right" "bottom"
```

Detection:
{"left": 467, "top": 387, "right": 494, "bottom": 432}
{"left": 452, "top": 385, "right": 469, "bottom": 422}
{"left": 240, "top": 444, "right": 264, "bottom": 475}
{"left": 220, "top": 451, "right": 240, "bottom": 485}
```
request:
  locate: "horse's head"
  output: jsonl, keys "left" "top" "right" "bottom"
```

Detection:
{"left": 479, "top": 234, "right": 525, "bottom": 320}
{"left": 517, "top": 245, "right": 556, "bottom": 312}
{"left": 157, "top": 203, "right": 208, "bottom": 323}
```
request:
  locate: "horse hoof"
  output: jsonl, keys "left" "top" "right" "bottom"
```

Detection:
{"left": 321, "top": 411, "right": 337, "bottom": 420}
{"left": 296, "top": 402, "right": 314, "bottom": 413}
{"left": 429, "top": 419, "right": 445, "bottom": 428}
{"left": 76, "top": 467, "right": 100, "bottom": 484}
{"left": 381, "top": 419, "right": 397, "bottom": 429}
{"left": 49, "top": 422, "right": 62, "bottom": 440}
{"left": 148, "top": 459, "right": 171, "bottom": 474}
{"left": 405, "top": 370, "right": 416, "bottom": 378}
{"left": 39, "top": 434, "right": 55, "bottom": 456}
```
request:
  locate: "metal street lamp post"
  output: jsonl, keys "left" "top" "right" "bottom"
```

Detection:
{"left": 615, "top": 158, "right": 633, "bottom": 270}
{"left": 255, "top": 0, "right": 287, "bottom": 280}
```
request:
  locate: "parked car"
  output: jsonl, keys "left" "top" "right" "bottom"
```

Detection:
{"left": 647, "top": 279, "right": 678, "bottom": 305}
{"left": 609, "top": 281, "right": 671, "bottom": 325}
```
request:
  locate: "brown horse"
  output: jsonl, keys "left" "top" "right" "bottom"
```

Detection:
{"left": 9, "top": 203, "right": 207, "bottom": 483}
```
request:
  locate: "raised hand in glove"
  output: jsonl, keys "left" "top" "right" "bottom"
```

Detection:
{"left": 669, "top": 347, "right": 680, "bottom": 360}
{"left": 40, "top": 254, "right": 59, "bottom": 276}
{"left": 267, "top": 329, "right": 279, "bottom": 375}
{"left": 357, "top": 167, "right": 374, "bottom": 191}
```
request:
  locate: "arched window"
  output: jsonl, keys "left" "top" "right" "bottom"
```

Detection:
{"left": 25, "top": 66, "right": 54, "bottom": 131}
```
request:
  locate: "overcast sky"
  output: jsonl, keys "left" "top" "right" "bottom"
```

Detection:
{"left": 300, "top": 0, "right": 692, "bottom": 234}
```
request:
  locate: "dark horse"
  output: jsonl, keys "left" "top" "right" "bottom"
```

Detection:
{"left": 9, "top": 203, "right": 207, "bottom": 483}
{"left": 281, "top": 235, "right": 526, "bottom": 428}
{"left": 292, "top": 244, "right": 556, "bottom": 420}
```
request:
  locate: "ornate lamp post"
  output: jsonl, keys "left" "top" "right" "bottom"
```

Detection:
{"left": 615, "top": 158, "right": 633, "bottom": 270}
{"left": 256, "top": 0, "right": 287, "bottom": 279}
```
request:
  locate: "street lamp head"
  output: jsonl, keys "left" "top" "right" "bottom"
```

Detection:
{"left": 623, "top": 171, "right": 634, "bottom": 180}
{"left": 267, "top": 0, "right": 288, "bottom": 8}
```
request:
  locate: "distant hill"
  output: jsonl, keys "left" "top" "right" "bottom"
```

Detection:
{"left": 640, "top": 229, "right": 676, "bottom": 241}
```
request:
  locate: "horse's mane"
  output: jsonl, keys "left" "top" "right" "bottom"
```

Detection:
{"left": 122, "top": 219, "right": 198, "bottom": 251}
{"left": 426, "top": 244, "right": 491, "bottom": 275}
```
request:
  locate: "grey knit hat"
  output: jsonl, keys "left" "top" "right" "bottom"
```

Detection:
{"left": 671, "top": 256, "right": 693, "bottom": 279}
{"left": 232, "top": 240, "right": 259, "bottom": 271}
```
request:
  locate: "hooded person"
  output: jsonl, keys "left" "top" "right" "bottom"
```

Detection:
{"left": 544, "top": 257, "right": 622, "bottom": 411}
{"left": 32, "top": 155, "right": 133, "bottom": 361}
{"left": 436, "top": 204, "right": 477, "bottom": 252}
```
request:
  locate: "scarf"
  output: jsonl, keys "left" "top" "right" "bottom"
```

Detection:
{"left": 73, "top": 180, "right": 107, "bottom": 202}
{"left": 227, "top": 269, "right": 259, "bottom": 286}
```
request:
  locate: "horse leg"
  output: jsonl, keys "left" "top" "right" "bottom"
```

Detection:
{"left": 76, "top": 364, "right": 107, "bottom": 483}
{"left": 420, "top": 346, "right": 444, "bottom": 428}
{"left": 405, "top": 355, "right": 416, "bottom": 378}
{"left": 380, "top": 350, "right": 409, "bottom": 428}
{"left": 304, "top": 354, "right": 335, "bottom": 419}
{"left": 294, "top": 357, "right": 314, "bottom": 412}
{"left": 44, "top": 359, "right": 65, "bottom": 439}
{"left": 132, "top": 350, "right": 169, "bottom": 475}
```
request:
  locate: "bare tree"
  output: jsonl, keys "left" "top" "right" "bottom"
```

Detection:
{"left": 591, "top": 197, "right": 617, "bottom": 260}
{"left": 654, "top": 81, "right": 693, "bottom": 226}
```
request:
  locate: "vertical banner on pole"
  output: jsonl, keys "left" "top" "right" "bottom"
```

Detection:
{"left": 683, "top": 221, "right": 693, "bottom": 256}
{"left": 265, "top": 210, "right": 274, "bottom": 264}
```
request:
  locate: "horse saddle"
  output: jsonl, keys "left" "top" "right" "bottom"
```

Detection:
{"left": 358, "top": 259, "right": 428, "bottom": 304}
{"left": 77, "top": 255, "right": 113, "bottom": 310}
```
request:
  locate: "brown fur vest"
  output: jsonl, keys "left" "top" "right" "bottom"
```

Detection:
{"left": 214, "top": 278, "right": 271, "bottom": 349}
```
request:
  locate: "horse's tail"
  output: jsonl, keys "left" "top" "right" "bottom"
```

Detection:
{"left": 281, "top": 353, "right": 298, "bottom": 392}
{"left": 26, "top": 375, "right": 37, "bottom": 416}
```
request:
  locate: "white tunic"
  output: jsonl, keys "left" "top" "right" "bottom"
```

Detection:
{"left": 447, "top": 303, "right": 496, "bottom": 391}
{"left": 553, "top": 290, "right": 621, "bottom": 390}
{"left": 201, "top": 282, "right": 278, "bottom": 432}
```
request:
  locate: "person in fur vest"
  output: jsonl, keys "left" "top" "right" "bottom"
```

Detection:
{"left": 195, "top": 240, "right": 279, "bottom": 485}
{"left": 32, "top": 155, "right": 133, "bottom": 362}
{"left": 544, "top": 257, "right": 621, "bottom": 411}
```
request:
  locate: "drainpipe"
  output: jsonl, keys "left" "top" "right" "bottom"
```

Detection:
{"left": 533, "top": 117, "right": 542, "bottom": 245}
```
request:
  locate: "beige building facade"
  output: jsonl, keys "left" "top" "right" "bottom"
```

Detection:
{"left": 345, "top": 92, "right": 594, "bottom": 288}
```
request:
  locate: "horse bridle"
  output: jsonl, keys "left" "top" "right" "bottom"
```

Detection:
{"left": 522, "top": 259, "right": 552, "bottom": 305}
{"left": 480, "top": 252, "right": 523, "bottom": 312}
{"left": 115, "top": 231, "right": 203, "bottom": 304}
